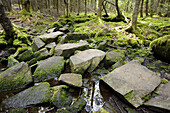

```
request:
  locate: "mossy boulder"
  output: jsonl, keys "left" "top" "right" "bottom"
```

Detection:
{"left": 7, "top": 56, "right": 19, "bottom": 67}
{"left": 0, "top": 62, "right": 33, "bottom": 92}
{"left": 33, "top": 48, "right": 49, "bottom": 61}
{"left": 3, "top": 82, "right": 51, "bottom": 108}
{"left": 105, "top": 49, "right": 126, "bottom": 66}
{"left": 149, "top": 35, "right": 170, "bottom": 63}
{"left": 59, "top": 73, "right": 83, "bottom": 87}
{"left": 67, "top": 98, "right": 86, "bottom": 113}
{"left": 9, "top": 108, "right": 26, "bottom": 113}
{"left": 51, "top": 85, "right": 72, "bottom": 109}
{"left": 33, "top": 56, "right": 65, "bottom": 82}
{"left": 32, "top": 38, "right": 45, "bottom": 51}
{"left": 17, "top": 49, "right": 34, "bottom": 62}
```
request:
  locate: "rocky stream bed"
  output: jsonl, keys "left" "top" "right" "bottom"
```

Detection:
{"left": 0, "top": 17, "right": 170, "bottom": 113}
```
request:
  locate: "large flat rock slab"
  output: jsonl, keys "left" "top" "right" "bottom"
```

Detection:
{"left": 54, "top": 42, "right": 88, "bottom": 58}
{"left": 0, "top": 62, "right": 32, "bottom": 92}
{"left": 59, "top": 73, "right": 82, "bottom": 87}
{"left": 33, "top": 56, "right": 65, "bottom": 82}
{"left": 2, "top": 82, "right": 51, "bottom": 108}
{"left": 145, "top": 83, "right": 170, "bottom": 112}
{"left": 70, "top": 49, "right": 105, "bottom": 74}
{"left": 39, "top": 31, "right": 64, "bottom": 43}
{"left": 102, "top": 61, "right": 161, "bottom": 108}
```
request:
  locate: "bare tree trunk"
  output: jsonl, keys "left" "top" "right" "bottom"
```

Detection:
{"left": 126, "top": 0, "right": 130, "bottom": 12}
{"left": 103, "top": 1, "right": 108, "bottom": 17}
{"left": 98, "top": 0, "right": 102, "bottom": 17}
{"left": 85, "top": 0, "right": 87, "bottom": 16}
{"left": 132, "top": 0, "right": 141, "bottom": 31}
{"left": 140, "top": 0, "right": 144, "bottom": 17}
{"left": 150, "top": 0, "right": 154, "bottom": 17}
{"left": 115, "top": 0, "right": 121, "bottom": 17}
{"left": 0, "top": 0, "right": 13, "bottom": 36}
{"left": 77, "top": 0, "right": 80, "bottom": 15}
{"left": 22, "top": 0, "right": 30, "bottom": 12}
{"left": 158, "top": 0, "right": 164, "bottom": 16}
{"left": 145, "top": 0, "right": 149, "bottom": 16}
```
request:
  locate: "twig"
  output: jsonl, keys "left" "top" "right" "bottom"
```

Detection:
{"left": 111, "top": 97, "right": 123, "bottom": 113}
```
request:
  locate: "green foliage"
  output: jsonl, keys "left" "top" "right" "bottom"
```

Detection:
{"left": 161, "top": 78, "right": 168, "bottom": 84}
{"left": 154, "top": 91, "right": 160, "bottom": 95}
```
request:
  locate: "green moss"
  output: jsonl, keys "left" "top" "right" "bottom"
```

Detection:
{"left": 0, "top": 37, "right": 7, "bottom": 47}
{"left": 17, "top": 50, "right": 34, "bottom": 61}
{"left": 154, "top": 91, "right": 160, "bottom": 95}
{"left": 150, "top": 35, "right": 170, "bottom": 50}
{"left": 142, "top": 93, "right": 151, "bottom": 101}
{"left": 13, "top": 39, "right": 22, "bottom": 46}
{"left": 161, "top": 78, "right": 168, "bottom": 84}
{"left": 34, "top": 60, "right": 65, "bottom": 82}
{"left": 94, "top": 108, "right": 109, "bottom": 113}
{"left": 17, "top": 32, "right": 28, "bottom": 44}
{"left": 51, "top": 21, "right": 62, "bottom": 28}
{"left": 124, "top": 91, "right": 135, "bottom": 101}
{"left": 14, "top": 47, "right": 32, "bottom": 57}
{"left": 9, "top": 108, "right": 26, "bottom": 113}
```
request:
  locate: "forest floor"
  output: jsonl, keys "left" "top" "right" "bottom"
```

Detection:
{"left": 0, "top": 10, "right": 170, "bottom": 113}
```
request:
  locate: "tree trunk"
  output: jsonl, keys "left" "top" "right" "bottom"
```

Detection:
{"left": 77, "top": 0, "right": 80, "bottom": 15}
{"left": 126, "top": 0, "right": 130, "bottom": 12}
{"left": 150, "top": 0, "right": 154, "bottom": 17}
{"left": 158, "top": 0, "right": 164, "bottom": 16}
{"left": 85, "top": 0, "right": 87, "bottom": 16}
{"left": 132, "top": 0, "right": 141, "bottom": 31}
{"left": 140, "top": 0, "right": 144, "bottom": 17}
{"left": 103, "top": 1, "right": 108, "bottom": 17}
{"left": 145, "top": 0, "right": 149, "bottom": 16}
{"left": 22, "top": 0, "right": 30, "bottom": 12}
{"left": 98, "top": 0, "right": 102, "bottom": 17}
{"left": 0, "top": 0, "right": 13, "bottom": 36}
{"left": 115, "top": 0, "right": 121, "bottom": 17}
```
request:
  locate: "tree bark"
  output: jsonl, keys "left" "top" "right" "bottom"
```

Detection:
{"left": 140, "top": 0, "right": 144, "bottom": 17}
{"left": 145, "top": 0, "right": 149, "bottom": 16}
{"left": 85, "top": 0, "right": 87, "bottom": 16}
{"left": 115, "top": 0, "right": 121, "bottom": 17}
{"left": 150, "top": 0, "right": 154, "bottom": 17}
{"left": 98, "top": 0, "right": 103, "bottom": 17}
{"left": 0, "top": 0, "right": 13, "bottom": 36}
{"left": 132, "top": 0, "right": 141, "bottom": 31}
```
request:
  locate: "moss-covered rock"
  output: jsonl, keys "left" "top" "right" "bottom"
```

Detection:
{"left": 66, "top": 32, "right": 89, "bottom": 41}
{"left": 7, "top": 56, "right": 19, "bottom": 67}
{"left": 9, "top": 108, "right": 26, "bottom": 113}
{"left": 105, "top": 49, "right": 126, "bottom": 66}
{"left": 33, "top": 56, "right": 65, "bottom": 82}
{"left": 0, "top": 62, "right": 33, "bottom": 92}
{"left": 67, "top": 98, "right": 86, "bottom": 113}
{"left": 3, "top": 82, "right": 51, "bottom": 108}
{"left": 51, "top": 85, "right": 72, "bottom": 109}
{"left": 32, "top": 38, "right": 45, "bottom": 52}
{"left": 149, "top": 35, "right": 170, "bottom": 62}
{"left": 0, "top": 36, "right": 7, "bottom": 48}
{"left": 17, "top": 49, "right": 34, "bottom": 62}
{"left": 34, "top": 48, "right": 49, "bottom": 61}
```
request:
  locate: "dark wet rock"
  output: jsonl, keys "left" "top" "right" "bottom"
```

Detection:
{"left": 51, "top": 85, "right": 72, "bottom": 109}
{"left": 149, "top": 35, "right": 170, "bottom": 63}
{"left": 33, "top": 56, "right": 65, "bottom": 82}
{"left": 17, "top": 50, "right": 34, "bottom": 61}
{"left": 54, "top": 42, "right": 89, "bottom": 58}
{"left": 45, "top": 42, "right": 56, "bottom": 49}
{"left": 70, "top": 49, "right": 105, "bottom": 74}
{"left": 102, "top": 61, "right": 161, "bottom": 108}
{"left": 0, "top": 58, "right": 8, "bottom": 65}
{"left": 3, "top": 82, "right": 51, "bottom": 108}
{"left": 7, "top": 56, "right": 19, "bottom": 67}
{"left": 67, "top": 32, "right": 89, "bottom": 41}
{"left": 105, "top": 49, "right": 126, "bottom": 66}
{"left": 32, "top": 38, "right": 45, "bottom": 51}
{"left": 67, "top": 98, "right": 86, "bottom": 113}
{"left": 145, "top": 83, "right": 170, "bottom": 112}
{"left": 59, "top": 73, "right": 82, "bottom": 87}
{"left": 39, "top": 31, "right": 64, "bottom": 43}
{"left": 0, "top": 62, "right": 32, "bottom": 92}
